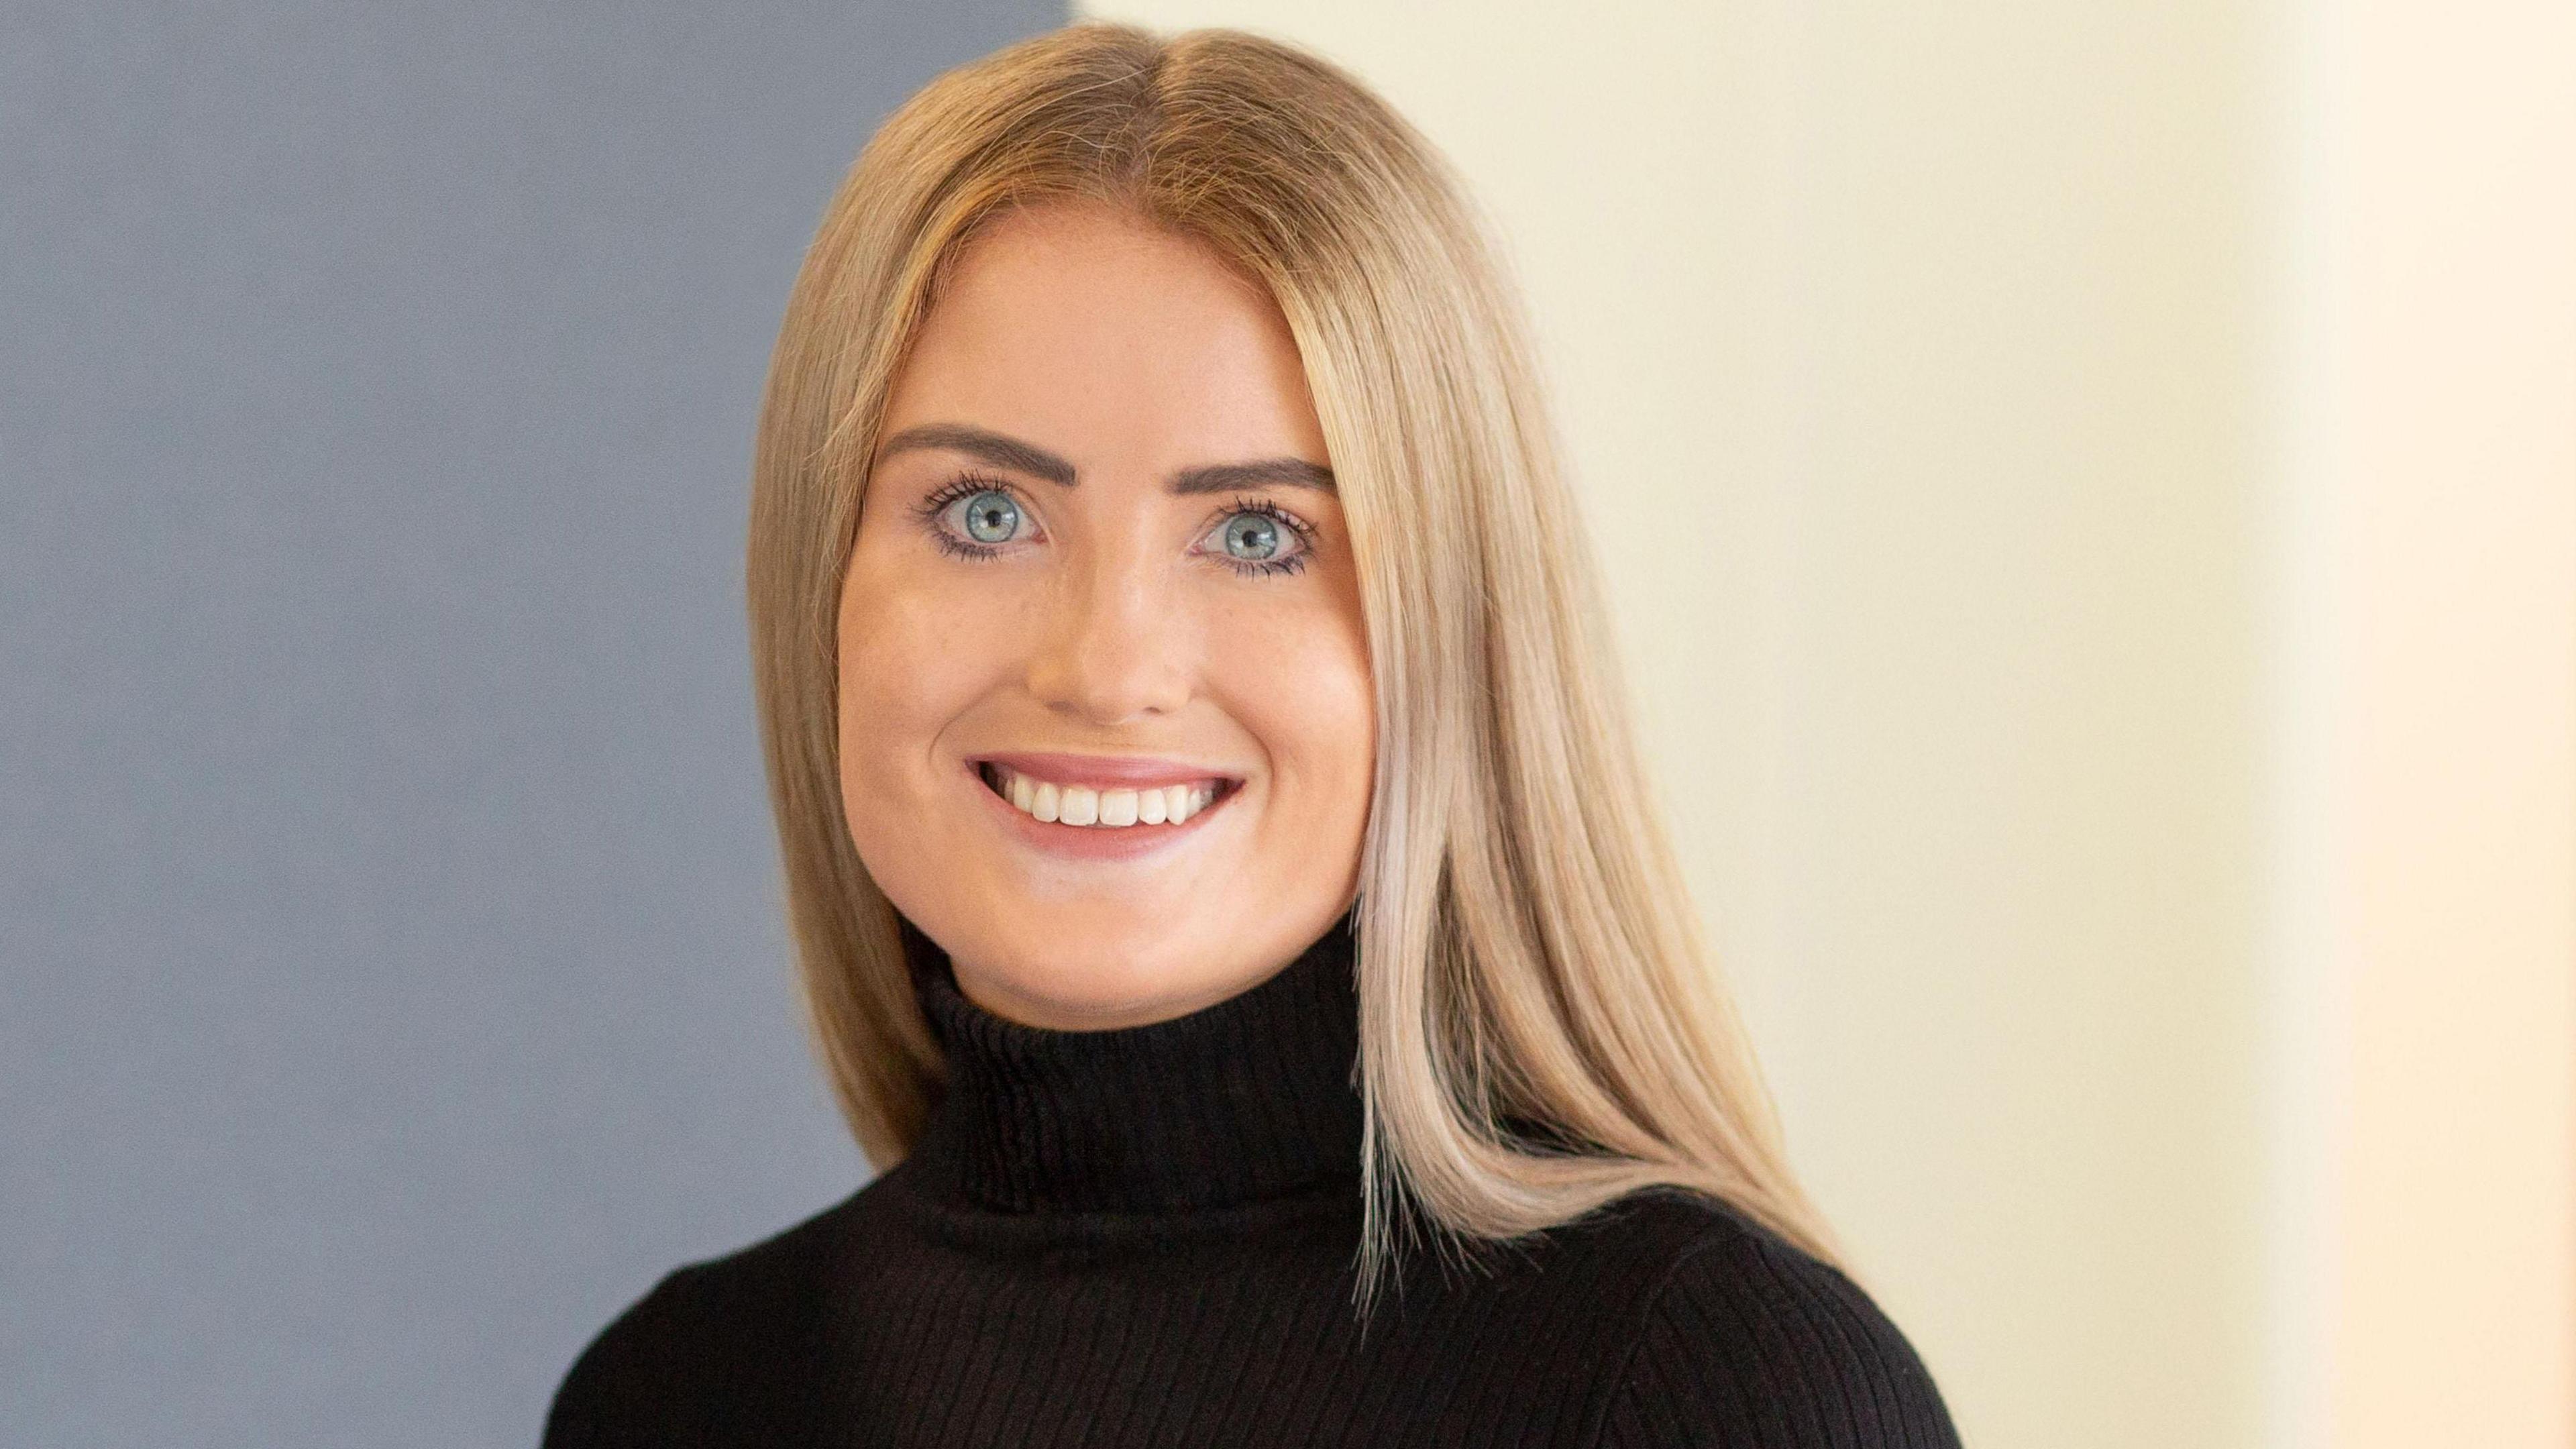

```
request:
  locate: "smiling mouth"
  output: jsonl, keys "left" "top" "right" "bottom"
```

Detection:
{"left": 975, "top": 761, "right": 1242, "bottom": 828}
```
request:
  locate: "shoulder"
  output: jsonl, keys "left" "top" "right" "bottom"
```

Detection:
{"left": 1573, "top": 1189, "right": 1963, "bottom": 1449}
{"left": 541, "top": 1185, "right": 875, "bottom": 1448}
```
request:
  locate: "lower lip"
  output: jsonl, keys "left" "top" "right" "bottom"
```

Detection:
{"left": 968, "top": 763, "right": 1236, "bottom": 862}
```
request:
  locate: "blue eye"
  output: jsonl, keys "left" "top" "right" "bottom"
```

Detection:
{"left": 1202, "top": 498, "right": 1313, "bottom": 578}
{"left": 1221, "top": 512, "right": 1279, "bottom": 560}
{"left": 957, "top": 489, "right": 1020, "bottom": 544}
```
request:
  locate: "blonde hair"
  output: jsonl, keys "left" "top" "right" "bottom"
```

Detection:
{"left": 745, "top": 20, "right": 1840, "bottom": 1297}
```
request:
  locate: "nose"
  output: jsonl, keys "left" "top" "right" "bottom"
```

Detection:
{"left": 1023, "top": 529, "right": 1194, "bottom": 727}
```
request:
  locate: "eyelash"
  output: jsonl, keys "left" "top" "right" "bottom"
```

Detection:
{"left": 908, "top": 472, "right": 1319, "bottom": 578}
{"left": 906, "top": 474, "right": 1025, "bottom": 565}
{"left": 1200, "top": 497, "right": 1317, "bottom": 578}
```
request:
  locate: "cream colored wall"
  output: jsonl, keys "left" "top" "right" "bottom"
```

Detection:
{"left": 1074, "top": 3, "right": 2575, "bottom": 1446}
{"left": 2269, "top": 1, "right": 2576, "bottom": 1444}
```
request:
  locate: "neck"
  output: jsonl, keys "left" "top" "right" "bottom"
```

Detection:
{"left": 896, "top": 908, "right": 1365, "bottom": 1216}
{"left": 942, "top": 951, "right": 1308, "bottom": 1034}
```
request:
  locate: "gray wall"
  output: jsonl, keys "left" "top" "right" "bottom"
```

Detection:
{"left": 1, "top": 4, "right": 1062, "bottom": 1443}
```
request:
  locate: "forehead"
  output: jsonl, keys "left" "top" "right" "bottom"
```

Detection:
{"left": 883, "top": 202, "right": 1327, "bottom": 467}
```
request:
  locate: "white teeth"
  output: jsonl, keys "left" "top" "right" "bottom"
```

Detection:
{"left": 988, "top": 766, "right": 1224, "bottom": 829}
{"left": 1059, "top": 785, "right": 1098, "bottom": 826}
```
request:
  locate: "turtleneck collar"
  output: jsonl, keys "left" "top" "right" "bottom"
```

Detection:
{"left": 896, "top": 910, "right": 1366, "bottom": 1216}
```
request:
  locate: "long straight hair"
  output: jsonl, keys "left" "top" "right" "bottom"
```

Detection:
{"left": 746, "top": 21, "right": 1839, "bottom": 1299}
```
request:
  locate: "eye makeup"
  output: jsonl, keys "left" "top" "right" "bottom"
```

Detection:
{"left": 906, "top": 471, "right": 1322, "bottom": 578}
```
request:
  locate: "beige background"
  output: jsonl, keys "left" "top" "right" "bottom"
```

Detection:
{"left": 1080, "top": 3, "right": 2575, "bottom": 1445}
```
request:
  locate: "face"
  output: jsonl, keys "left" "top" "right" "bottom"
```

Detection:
{"left": 837, "top": 201, "right": 1375, "bottom": 1032}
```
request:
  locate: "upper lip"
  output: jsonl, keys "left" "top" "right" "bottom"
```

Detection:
{"left": 971, "top": 751, "right": 1243, "bottom": 790}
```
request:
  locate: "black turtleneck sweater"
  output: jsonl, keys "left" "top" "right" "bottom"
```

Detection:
{"left": 543, "top": 915, "right": 1962, "bottom": 1448}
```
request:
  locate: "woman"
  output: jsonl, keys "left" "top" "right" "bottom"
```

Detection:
{"left": 547, "top": 21, "right": 1961, "bottom": 1448}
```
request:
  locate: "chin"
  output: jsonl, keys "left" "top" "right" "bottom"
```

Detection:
{"left": 979, "top": 918, "right": 1200, "bottom": 1010}
{"left": 953, "top": 920, "right": 1243, "bottom": 1030}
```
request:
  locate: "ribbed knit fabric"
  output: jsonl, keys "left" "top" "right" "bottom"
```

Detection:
{"left": 543, "top": 912, "right": 1963, "bottom": 1448}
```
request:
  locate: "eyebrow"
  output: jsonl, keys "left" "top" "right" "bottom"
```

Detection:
{"left": 876, "top": 423, "right": 1077, "bottom": 487}
{"left": 1169, "top": 456, "right": 1338, "bottom": 496}
{"left": 874, "top": 422, "right": 1336, "bottom": 496}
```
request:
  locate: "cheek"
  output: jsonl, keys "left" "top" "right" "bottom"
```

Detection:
{"left": 1210, "top": 592, "right": 1377, "bottom": 828}
{"left": 835, "top": 551, "right": 1000, "bottom": 820}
